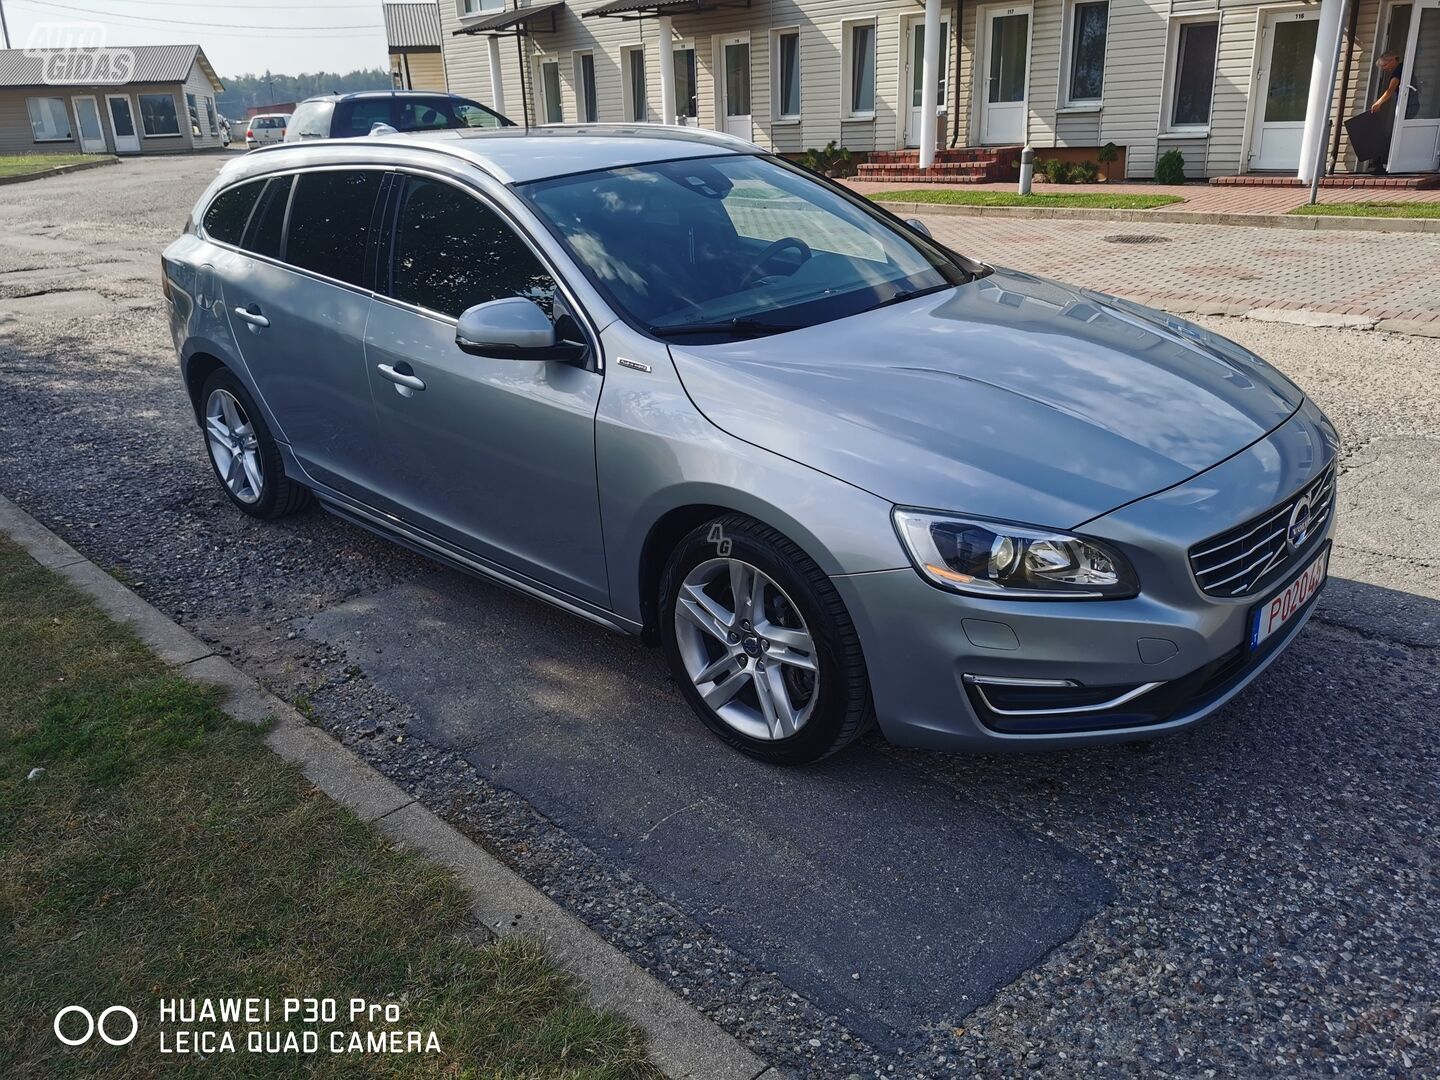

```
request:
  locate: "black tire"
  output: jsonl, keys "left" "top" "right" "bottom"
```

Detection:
{"left": 659, "top": 514, "right": 874, "bottom": 764}
{"left": 198, "top": 368, "right": 311, "bottom": 519}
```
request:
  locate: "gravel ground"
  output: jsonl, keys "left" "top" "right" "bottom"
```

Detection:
{"left": 1, "top": 156, "right": 1436, "bottom": 1078}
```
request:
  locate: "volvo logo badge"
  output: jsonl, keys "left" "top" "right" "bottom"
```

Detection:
{"left": 1286, "top": 493, "right": 1315, "bottom": 551}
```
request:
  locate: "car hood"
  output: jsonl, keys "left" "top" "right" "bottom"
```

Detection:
{"left": 667, "top": 268, "right": 1304, "bottom": 527}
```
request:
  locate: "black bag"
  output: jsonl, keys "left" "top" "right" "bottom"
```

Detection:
{"left": 1344, "top": 110, "right": 1391, "bottom": 161}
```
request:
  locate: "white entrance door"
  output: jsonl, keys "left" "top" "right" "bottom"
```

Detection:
{"left": 106, "top": 95, "right": 140, "bottom": 153}
{"left": 980, "top": 5, "right": 1030, "bottom": 144}
{"left": 720, "top": 36, "right": 752, "bottom": 139}
{"left": 1251, "top": 11, "right": 1320, "bottom": 170}
{"left": 73, "top": 95, "right": 106, "bottom": 153}
{"left": 904, "top": 16, "right": 951, "bottom": 148}
{"left": 1390, "top": 0, "right": 1440, "bottom": 172}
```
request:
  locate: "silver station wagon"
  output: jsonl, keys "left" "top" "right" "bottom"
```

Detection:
{"left": 163, "top": 127, "right": 1337, "bottom": 764}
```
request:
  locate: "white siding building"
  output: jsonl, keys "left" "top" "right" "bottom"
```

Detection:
{"left": 434, "top": 0, "right": 1440, "bottom": 180}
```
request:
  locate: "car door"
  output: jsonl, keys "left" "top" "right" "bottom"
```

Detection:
{"left": 219, "top": 167, "right": 386, "bottom": 500}
{"left": 363, "top": 171, "right": 609, "bottom": 606}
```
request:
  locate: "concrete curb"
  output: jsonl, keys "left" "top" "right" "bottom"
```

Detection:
{"left": 872, "top": 198, "right": 1440, "bottom": 234}
{"left": 0, "top": 492, "right": 770, "bottom": 1080}
{"left": 0, "top": 156, "right": 120, "bottom": 187}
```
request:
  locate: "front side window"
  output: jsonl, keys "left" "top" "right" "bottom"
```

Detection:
{"left": 776, "top": 31, "right": 801, "bottom": 118}
{"left": 576, "top": 52, "right": 598, "bottom": 122}
{"left": 1067, "top": 1, "right": 1108, "bottom": 104}
{"left": 848, "top": 22, "right": 876, "bottom": 115}
{"left": 203, "top": 180, "right": 264, "bottom": 245}
{"left": 27, "top": 96, "right": 72, "bottom": 141}
{"left": 521, "top": 155, "right": 969, "bottom": 339}
{"left": 389, "top": 176, "right": 557, "bottom": 319}
{"left": 540, "top": 61, "right": 563, "bottom": 124}
{"left": 284, "top": 170, "right": 382, "bottom": 286}
{"left": 139, "top": 93, "right": 180, "bottom": 136}
{"left": 1170, "top": 20, "right": 1219, "bottom": 127}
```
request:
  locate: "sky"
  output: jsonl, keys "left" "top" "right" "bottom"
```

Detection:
{"left": 3, "top": 0, "right": 392, "bottom": 77}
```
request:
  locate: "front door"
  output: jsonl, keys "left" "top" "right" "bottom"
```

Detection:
{"left": 904, "top": 16, "right": 951, "bottom": 148}
{"left": 73, "top": 96, "right": 106, "bottom": 153}
{"left": 980, "top": 6, "right": 1030, "bottom": 145}
{"left": 365, "top": 173, "right": 609, "bottom": 605}
{"left": 720, "top": 36, "right": 752, "bottom": 140}
{"left": 105, "top": 95, "right": 140, "bottom": 153}
{"left": 1390, "top": 0, "right": 1440, "bottom": 172}
{"left": 1251, "top": 10, "right": 1320, "bottom": 170}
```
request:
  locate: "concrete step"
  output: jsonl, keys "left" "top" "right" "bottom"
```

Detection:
{"left": 1211, "top": 172, "right": 1440, "bottom": 189}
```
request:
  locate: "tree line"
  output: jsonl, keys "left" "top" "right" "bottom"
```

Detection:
{"left": 215, "top": 69, "right": 393, "bottom": 118}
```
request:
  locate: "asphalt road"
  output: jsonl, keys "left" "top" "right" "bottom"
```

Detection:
{"left": 1, "top": 156, "right": 1436, "bottom": 1078}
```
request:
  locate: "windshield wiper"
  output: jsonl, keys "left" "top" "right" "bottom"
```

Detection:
{"left": 649, "top": 316, "right": 800, "bottom": 339}
{"left": 866, "top": 282, "right": 956, "bottom": 313}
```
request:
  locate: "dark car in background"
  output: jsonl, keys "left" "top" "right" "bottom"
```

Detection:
{"left": 284, "top": 91, "right": 513, "bottom": 142}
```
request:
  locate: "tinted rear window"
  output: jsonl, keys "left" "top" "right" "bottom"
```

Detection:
{"left": 203, "top": 180, "right": 263, "bottom": 245}
{"left": 284, "top": 170, "right": 381, "bottom": 286}
{"left": 244, "top": 175, "right": 292, "bottom": 259}
{"left": 332, "top": 99, "right": 392, "bottom": 138}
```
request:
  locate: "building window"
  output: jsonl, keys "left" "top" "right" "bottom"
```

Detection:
{"left": 186, "top": 92, "right": 201, "bottom": 136}
{"left": 1169, "top": 19, "right": 1219, "bottom": 128}
{"left": 27, "top": 96, "right": 72, "bottom": 142}
{"left": 623, "top": 46, "right": 647, "bottom": 122}
{"left": 205, "top": 96, "right": 219, "bottom": 136}
{"left": 139, "top": 93, "right": 181, "bottom": 136}
{"left": 774, "top": 29, "right": 800, "bottom": 119}
{"left": 846, "top": 20, "right": 876, "bottom": 116}
{"left": 674, "top": 47, "right": 697, "bottom": 120}
{"left": 539, "top": 60, "right": 563, "bottom": 123}
{"left": 1065, "top": 1, "right": 1108, "bottom": 105}
{"left": 459, "top": 0, "right": 504, "bottom": 15}
{"left": 574, "top": 51, "right": 598, "bottom": 122}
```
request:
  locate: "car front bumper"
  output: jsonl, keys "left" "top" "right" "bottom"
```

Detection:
{"left": 834, "top": 399, "right": 1338, "bottom": 752}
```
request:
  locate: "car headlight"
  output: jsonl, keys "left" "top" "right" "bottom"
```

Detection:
{"left": 892, "top": 510, "right": 1139, "bottom": 599}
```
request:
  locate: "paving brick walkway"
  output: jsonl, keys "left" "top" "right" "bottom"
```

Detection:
{"left": 847, "top": 179, "right": 1440, "bottom": 215}
{"left": 911, "top": 214, "right": 1440, "bottom": 330}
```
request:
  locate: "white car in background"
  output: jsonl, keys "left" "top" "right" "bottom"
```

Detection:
{"left": 244, "top": 115, "right": 288, "bottom": 148}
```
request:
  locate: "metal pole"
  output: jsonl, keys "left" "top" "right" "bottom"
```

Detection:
{"left": 1018, "top": 144, "right": 1034, "bottom": 195}
{"left": 1309, "top": 0, "right": 1349, "bottom": 205}
{"left": 0, "top": 0, "right": 11, "bottom": 51}
{"left": 918, "top": 0, "right": 941, "bottom": 169}
{"left": 657, "top": 14, "right": 676, "bottom": 124}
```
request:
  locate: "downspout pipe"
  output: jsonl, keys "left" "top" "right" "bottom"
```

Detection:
{"left": 950, "top": 0, "right": 963, "bottom": 147}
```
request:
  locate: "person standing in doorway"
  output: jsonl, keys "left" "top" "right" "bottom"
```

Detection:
{"left": 1368, "top": 51, "right": 1405, "bottom": 174}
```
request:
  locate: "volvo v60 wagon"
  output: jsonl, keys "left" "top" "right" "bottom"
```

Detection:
{"left": 162, "top": 127, "right": 1337, "bottom": 764}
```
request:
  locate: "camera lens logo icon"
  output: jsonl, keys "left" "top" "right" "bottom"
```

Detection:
{"left": 54, "top": 1006, "right": 138, "bottom": 1047}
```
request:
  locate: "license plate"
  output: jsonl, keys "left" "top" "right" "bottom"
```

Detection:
{"left": 1249, "top": 544, "right": 1329, "bottom": 649}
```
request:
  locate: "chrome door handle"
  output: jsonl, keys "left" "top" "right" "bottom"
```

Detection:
{"left": 377, "top": 364, "right": 425, "bottom": 391}
{"left": 233, "top": 306, "right": 269, "bottom": 327}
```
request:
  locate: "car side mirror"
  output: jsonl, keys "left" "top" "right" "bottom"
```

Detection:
{"left": 455, "top": 297, "right": 582, "bottom": 361}
{"left": 905, "top": 217, "right": 932, "bottom": 239}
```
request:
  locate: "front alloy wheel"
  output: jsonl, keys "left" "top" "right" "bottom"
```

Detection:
{"left": 660, "top": 515, "right": 873, "bottom": 764}
{"left": 673, "top": 558, "right": 819, "bottom": 741}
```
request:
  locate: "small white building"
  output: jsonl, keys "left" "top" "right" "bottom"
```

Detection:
{"left": 432, "top": 0, "right": 1439, "bottom": 181}
{"left": 0, "top": 44, "right": 226, "bottom": 156}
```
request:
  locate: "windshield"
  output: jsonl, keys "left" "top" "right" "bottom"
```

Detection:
{"left": 519, "top": 155, "right": 970, "bottom": 340}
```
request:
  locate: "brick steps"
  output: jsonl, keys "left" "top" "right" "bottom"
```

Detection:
{"left": 857, "top": 146, "right": 1020, "bottom": 184}
{"left": 1211, "top": 172, "right": 1440, "bottom": 189}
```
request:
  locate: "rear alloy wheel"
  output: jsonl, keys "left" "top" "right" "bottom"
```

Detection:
{"left": 660, "top": 515, "right": 873, "bottom": 763}
{"left": 199, "top": 368, "right": 311, "bottom": 519}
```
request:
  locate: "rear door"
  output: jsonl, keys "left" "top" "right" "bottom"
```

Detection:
{"left": 219, "top": 167, "right": 387, "bottom": 500}
{"left": 363, "top": 171, "right": 609, "bottom": 605}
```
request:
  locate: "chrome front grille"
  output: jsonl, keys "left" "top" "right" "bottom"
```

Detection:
{"left": 1189, "top": 464, "right": 1336, "bottom": 598}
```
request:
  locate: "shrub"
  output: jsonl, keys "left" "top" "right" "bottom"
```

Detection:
{"left": 1097, "top": 141, "right": 1119, "bottom": 181}
{"left": 1155, "top": 148, "right": 1186, "bottom": 185}
{"left": 1072, "top": 160, "right": 1100, "bottom": 183}
{"left": 801, "top": 141, "right": 856, "bottom": 178}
